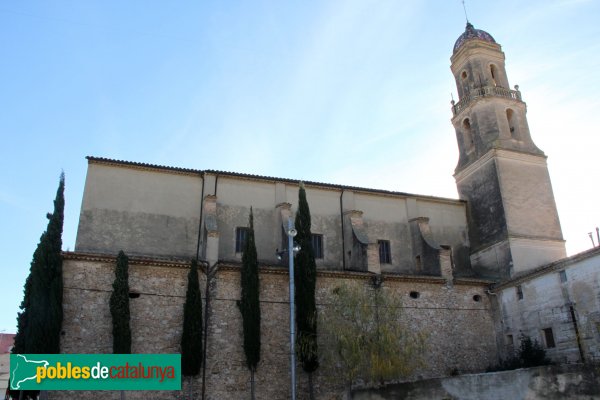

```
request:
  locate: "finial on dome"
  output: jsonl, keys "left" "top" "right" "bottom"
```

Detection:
{"left": 461, "top": 0, "right": 470, "bottom": 24}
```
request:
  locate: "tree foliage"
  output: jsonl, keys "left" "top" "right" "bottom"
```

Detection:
{"left": 181, "top": 259, "right": 203, "bottom": 377}
{"left": 320, "top": 283, "right": 426, "bottom": 387}
{"left": 518, "top": 335, "right": 551, "bottom": 368}
{"left": 294, "top": 183, "right": 319, "bottom": 373}
{"left": 12, "top": 173, "right": 65, "bottom": 399}
{"left": 487, "top": 334, "right": 551, "bottom": 371}
{"left": 110, "top": 251, "right": 131, "bottom": 354}
{"left": 238, "top": 208, "right": 261, "bottom": 372}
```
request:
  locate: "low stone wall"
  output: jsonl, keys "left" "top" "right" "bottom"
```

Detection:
{"left": 352, "top": 364, "right": 600, "bottom": 400}
{"left": 54, "top": 253, "right": 497, "bottom": 399}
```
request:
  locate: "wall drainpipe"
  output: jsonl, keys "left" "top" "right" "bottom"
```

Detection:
{"left": 201, "top": 174, "right": 218, "bottom": 400}
{"left": 339, "top": 189, "right": 346, "bottom": 270}
{"left": 569, "top": 304, "right": 585, "bottom": 362}
{"left": 195, "top": 172, "right": 206, "bottom": 259}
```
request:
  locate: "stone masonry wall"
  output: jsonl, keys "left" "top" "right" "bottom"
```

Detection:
{"left": 56, "top": 253, "right": 497, "bottom": 399}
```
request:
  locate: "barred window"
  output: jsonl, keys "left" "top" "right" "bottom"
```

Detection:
{"left": 516, "top": 285, "right": 523, "bottom": 300}
{"left": 542, "top": 328, "right": 556, "bottom": 348}
{"left": 378, "top": 240, "right": 391, "bottom": 264}
{"left": 311, "top": 234, "right": 323, "bottom": 259}
{"left": 235, "top": 227, "right": 249, "bottom": 253}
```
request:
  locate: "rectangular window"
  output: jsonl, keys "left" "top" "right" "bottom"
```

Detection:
{"left": 506, "top": 334, "right": 514, "bottom": 346}
{"left": 378, "top": 240, "right": 391, "bottom": 264}
{"left": 516, "top": 285, "right": 523, "bottom": 300}
{"left": 415, "top": 255, "right": 422, "bottom": 270}
{"left": 542, "top": 327, "right": 556, "bottom": 348}
{"left": 311, "top": 234, "right": 324, "bottom": 259}
{"left": 235, "top": 227, "right": 249, "bottom": 253}
{"left": 559, "top": 270, "right": 567, "bottom": 283}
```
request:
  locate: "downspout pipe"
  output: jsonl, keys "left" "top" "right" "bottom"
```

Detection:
{"left": 201, "top": 174, "right": 219, "bottom": 400}
{"left": 339, "top": 189, "right": 346, "bottom": 270}
{"left": 195, "top": 172, "right": 206, "bottom": 259}
{"left": 569, "top": 304, "right": 585, "bottom": 363}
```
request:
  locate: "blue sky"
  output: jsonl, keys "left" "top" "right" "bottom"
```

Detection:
{"left": 1, "top": 0, "right": 599, "bottom": 333}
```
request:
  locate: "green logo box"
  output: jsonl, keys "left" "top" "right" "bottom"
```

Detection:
{"left": 10, "top": 354, "right": 181, "bottom": 391}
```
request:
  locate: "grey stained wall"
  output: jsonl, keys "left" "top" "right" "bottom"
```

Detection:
{"left": 495, "top": 249, "right": 600, "bottom": 364}
{"left": 352, "top": 364, "right": 600, "bottom": 400}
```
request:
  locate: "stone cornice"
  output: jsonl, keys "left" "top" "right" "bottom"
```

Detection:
{"left": 63, "top": 252, "right": 493, "bottom": 286}
{"left": 62, "top": 251, "right": 206, "bottom": 270}
{"left": 454, "top": 148, "right": 547, "bottom": 182}
{"left": 451, "top": 40, "right": 504, "bottom": 67}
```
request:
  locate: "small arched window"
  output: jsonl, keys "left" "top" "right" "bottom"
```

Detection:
{"left": 506, "top": 109, "right": 517, "bottom": 138}
{"left": 463, "top": 118, "right": 474, "bottom": 151}
{"left": 490, "top": 64, "right": 498, "bottom": 86}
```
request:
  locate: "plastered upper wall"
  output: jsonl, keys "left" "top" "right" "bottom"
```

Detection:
{"left": 75, "top": 161, "right": 203, "bottom": 258}
{"left": 76, "top": 158, "right": 471, "bottom": 274}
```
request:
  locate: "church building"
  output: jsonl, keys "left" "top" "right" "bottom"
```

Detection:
{"left": 58, "top": 22, "right": 600, "bottom": 399}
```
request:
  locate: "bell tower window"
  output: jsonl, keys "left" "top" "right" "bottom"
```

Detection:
{"left": 506, "top": 109, "right": 517, "bottom": 138}
{"left": 463, "top": 118, "right": 474, "bottom": 151}
{"left": 490, "top": 64, "right": 498, "bottom": 86}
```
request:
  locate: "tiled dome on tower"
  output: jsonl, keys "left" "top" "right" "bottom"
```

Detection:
{"left": 453, "top": 22, "right": 496, "bottom": 53}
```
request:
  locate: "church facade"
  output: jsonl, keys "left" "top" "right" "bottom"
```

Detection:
{"left": 57, "top": 23, "right": 600, "bottom": 399}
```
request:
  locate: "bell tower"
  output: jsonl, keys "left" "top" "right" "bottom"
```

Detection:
{"left": 450, "top": 23, "right": 566, "bottom": 279}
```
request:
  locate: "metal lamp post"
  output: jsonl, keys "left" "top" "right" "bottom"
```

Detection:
{"left": 277, "top": 217, "right": 300, "bottom": 400}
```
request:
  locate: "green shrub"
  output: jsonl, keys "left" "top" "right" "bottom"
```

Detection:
{"left": 487, "top": 334, "right": 551, "bottom": 372}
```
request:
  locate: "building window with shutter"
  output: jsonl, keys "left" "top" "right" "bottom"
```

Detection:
{"left": 378, "top": 240, "right": 391, "bottom": 264}
{"left": 311, "top": 234, "right": 323, "bottom": 259}
{"left": 235, "top": 227, "right": 249, "bottom": 253}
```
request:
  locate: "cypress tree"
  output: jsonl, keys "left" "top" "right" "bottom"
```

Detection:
{"left": 12, "top": 173, "right": 65, "bottom": 399}
{"left": 181, "top": 259, "right": 203, "bottom": 399}
{"left": 294, "top": 183, "right": 319, "bottom": 398}
{"left": 110, "top": 251, "right": 131, "bottom": 354}
{"left": 238, "top": 208, "right": 261, "bottom": 399}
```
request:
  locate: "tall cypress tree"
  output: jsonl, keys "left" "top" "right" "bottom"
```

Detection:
{"left": 238, "top": 208, "right": 261, "bottom": 400}
{"left": 12, "top": 173, "right": 65, "bottom": 399}
{"left": 181, "top": 259, "right": 203, "bottom": 399}
{"left": 110, "top": 251, "right": 131, "bottom": 354}
{"left": 294, "top": 183, "right": 319, "bottom": 399}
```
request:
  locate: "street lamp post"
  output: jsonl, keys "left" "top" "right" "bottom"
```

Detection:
{"left": 277, "top": 217, "right": 299, "bottom": 400}
{"left": 287, "top": 217, "right": 297, "bottom": 400}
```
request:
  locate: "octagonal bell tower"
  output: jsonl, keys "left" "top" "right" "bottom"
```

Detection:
{"left": 450, "top": 23, "right": 566, "bottom": 279}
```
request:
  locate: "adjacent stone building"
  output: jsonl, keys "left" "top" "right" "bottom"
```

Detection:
{"left": 56, "top": 22, "right": 600, "bottom": 399}
{"left": 493, "top": 247, "right": 600, "bottom": 364}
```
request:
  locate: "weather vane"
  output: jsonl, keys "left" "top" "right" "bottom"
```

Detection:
{"left": 462, "top": 0, "right": 470, "bottom": 23}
